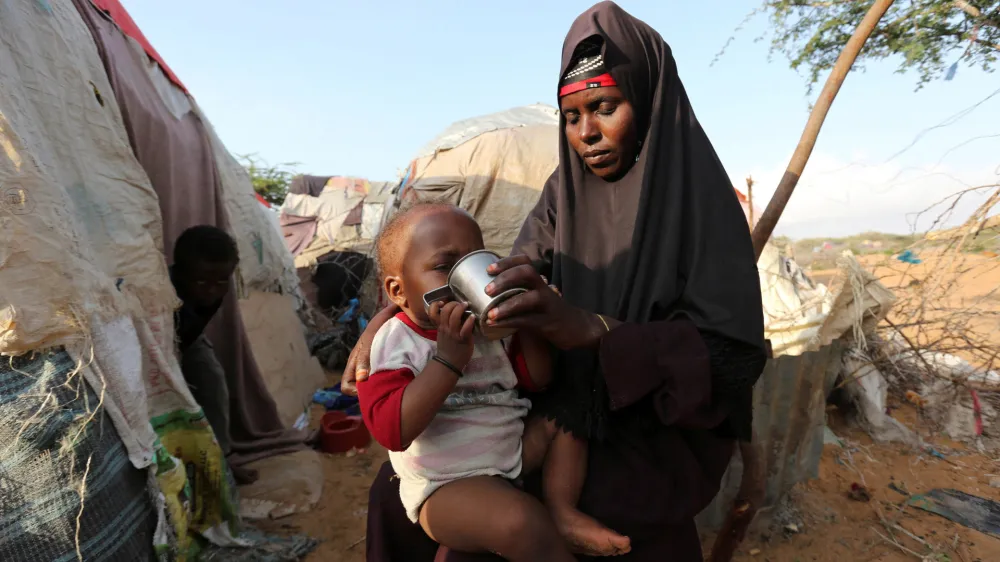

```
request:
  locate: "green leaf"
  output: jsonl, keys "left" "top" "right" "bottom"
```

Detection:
{"left": 743, "top": 0, "right": 999, "bottom": 92}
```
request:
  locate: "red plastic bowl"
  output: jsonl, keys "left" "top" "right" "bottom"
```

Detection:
{"left": 320, "top": 411, "right": 370, "bottom": 454}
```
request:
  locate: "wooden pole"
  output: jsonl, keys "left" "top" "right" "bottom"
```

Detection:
{"left": 746, "top": 176, "right": 755, "bottom": 227}
{"left": 750, "top": 0, "right": 897, "bottom": 260}
{"left": 714, "top": 2, "right": 897, "bottom": 561}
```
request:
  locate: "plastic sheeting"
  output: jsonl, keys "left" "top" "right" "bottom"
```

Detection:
{"left": 758, "top": 242, "right": 833, "bottom": 356}
{"left": 696, "top": 341, "right": 845, "bottom": 531}
{"left": 403, "top": 115, "right": 560, "bottom": 255}
{"left": 282, "top": 183, "right": 366, "bottom": 248}
{"left": 283, "top": 178, "right": 397, "bottom": 266}
{"left": 413, "top": 103, "right": 560, "bottom": 159}
{"left": 83, "top": 314, "right": 158, "bottom": 468}
{"left": 0, "top": 0, "right": 177, "bottom": 353}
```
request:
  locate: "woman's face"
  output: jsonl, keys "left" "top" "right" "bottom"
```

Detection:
{"left": 560, "top": 85, "right": 638, "bottom": 181}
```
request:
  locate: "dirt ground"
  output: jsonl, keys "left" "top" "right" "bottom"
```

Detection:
{"left": 256, "top": 387, "right": 1000, "bottom": 562}
{"left": 261, "top": 251, "right": 1000, "bottom": 561}
{"left": 724, "top": 409, "right": 1000, "bottom": 562}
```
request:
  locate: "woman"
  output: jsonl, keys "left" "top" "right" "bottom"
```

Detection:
{"left": 343, "top": 2, "right": 767, "bottom": 560}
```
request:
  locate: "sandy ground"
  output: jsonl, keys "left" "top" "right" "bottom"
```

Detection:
{"left": 725, "top": 409, "right": 1000, "bottom": 562}
{"left": 259, "top": 252, "right": 1000, "bottom": 561}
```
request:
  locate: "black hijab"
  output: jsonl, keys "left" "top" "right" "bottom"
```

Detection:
{"left": 513, "top": 1, "right": 765, "bottom": 440}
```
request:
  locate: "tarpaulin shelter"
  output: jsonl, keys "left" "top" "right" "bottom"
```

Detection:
{"left": 0, "top": 0, "right": 322, "bottom": 558}
{"left": 278, "top": 176, "right": 397, "bottom": 324}
{"left": 281, "top": 176, "right": 397, "bottom": 268}
{"left": 397, "top": 104, "right": 561, "bottom": 255}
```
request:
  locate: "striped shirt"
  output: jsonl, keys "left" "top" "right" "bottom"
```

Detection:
{"left": 358, "top": 312, "right": 535, "bottom": 522}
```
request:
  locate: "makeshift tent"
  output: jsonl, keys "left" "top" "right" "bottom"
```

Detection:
{"left": 281, "top": 175, "right": 398, "bottom": 268}
{"left": 398, "top": 104, "right": 560, "bottom": 255}
{"left": 78, "top": 0, "right": 325, "bottom": 451}
{"left": 278, "top": 176, "right": 397, "bottom": 329}
{"left": 1, "top": 0, "right": 321, "bottom": 558}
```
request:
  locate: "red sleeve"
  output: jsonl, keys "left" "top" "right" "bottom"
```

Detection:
{"left": 357, "top": 368, "right": 414, "bottom": 452}
{"left": 505, "top": 334, "right": 538, "bottom": 392}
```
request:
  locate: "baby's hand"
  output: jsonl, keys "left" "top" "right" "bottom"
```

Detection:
{"left": 429, "top": 301, "right": 476, "bottom": 369}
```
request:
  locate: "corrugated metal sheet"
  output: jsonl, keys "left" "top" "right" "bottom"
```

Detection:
{"left": 697, "top": 340, "right": 845, "bottom": 531}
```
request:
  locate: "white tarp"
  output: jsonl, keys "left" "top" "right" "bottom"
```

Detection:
{"left": 0, "top": 0, "right": 177, "bottom": 353}
{"left": 402, "top": 106, "right": 561, "bottom": 256}
{"left": 413, "top": 103, "right": 559, "bottom": 159}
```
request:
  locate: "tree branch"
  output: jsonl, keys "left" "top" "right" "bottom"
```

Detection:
{"left": 752, "top": 0, "right": 898, "bottom": 256}
{"left": 974, "top": 37, "right": 1000, "bottom": 49}
{"left": 953, "top": 0, "right": 1000, "bottom": 27}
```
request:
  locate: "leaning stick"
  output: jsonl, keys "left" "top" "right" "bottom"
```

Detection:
{"left": 713, "top": 3, "right": 898, "bottom": 560}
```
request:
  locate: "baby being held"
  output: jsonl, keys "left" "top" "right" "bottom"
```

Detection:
{"left": 358, "top": 203, "right": 628, "bottom": 560}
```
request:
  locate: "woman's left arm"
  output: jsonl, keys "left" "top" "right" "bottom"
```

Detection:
{"left": 486, "top": 255, "right": 765, "bottom": 428}
{"left": 598, "top": 319, "right": 721, "bottom": 428}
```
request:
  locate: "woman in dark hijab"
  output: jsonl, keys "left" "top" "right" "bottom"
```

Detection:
{"left": 344, "top": 2, "right": 767, "bottom": 560}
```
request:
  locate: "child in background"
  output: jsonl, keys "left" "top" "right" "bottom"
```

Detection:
{"left": 357, "top": 203, "right": 629, "bottom": 560}
{"left": 171, "top": 225, "right": 257, "bottom": 485}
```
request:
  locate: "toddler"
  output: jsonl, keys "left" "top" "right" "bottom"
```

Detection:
{"left": 358, "top": 203, "right": 629, "bottom": 560}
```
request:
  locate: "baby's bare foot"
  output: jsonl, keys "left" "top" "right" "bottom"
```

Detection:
{"left": 552, "top": 507, "right": 631, "bottom": 557}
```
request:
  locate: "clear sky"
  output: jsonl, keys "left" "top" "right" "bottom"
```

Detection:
{"left": 122, "top": 0, "right": 999, "bottom": 239}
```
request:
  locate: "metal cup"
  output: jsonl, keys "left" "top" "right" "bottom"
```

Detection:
{"left": 422, "top": 250, "right": 525, "bottom": 340}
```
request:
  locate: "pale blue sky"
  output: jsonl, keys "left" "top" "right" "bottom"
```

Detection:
{"left": 122, "top": 0, "right": 999, "bottom": 238}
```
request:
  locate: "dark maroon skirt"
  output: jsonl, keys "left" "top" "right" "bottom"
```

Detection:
{"left": 366, "top": 461, "right": 501, "bottom": 562}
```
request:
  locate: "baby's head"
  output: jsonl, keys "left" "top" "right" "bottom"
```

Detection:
{"left": 376, "top": 203, "right": 484, "bottom": 326}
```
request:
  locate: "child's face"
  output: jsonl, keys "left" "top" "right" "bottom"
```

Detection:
{"left": 177, "top": 259, "right": 236, "bottom": 308}
{"left": 385, "top": 208, "right": 485, "bottom": 326}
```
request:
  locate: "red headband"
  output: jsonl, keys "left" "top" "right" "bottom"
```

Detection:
{"left": 558, "top": 72, "right": 617, "bottom": 97}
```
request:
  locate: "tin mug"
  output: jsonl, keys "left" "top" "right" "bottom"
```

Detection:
{"left": 422, "top": 250, "right": 525, "bottom": 340}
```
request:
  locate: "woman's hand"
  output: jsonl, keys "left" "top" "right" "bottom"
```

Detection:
{"left": 485, "top": 255, "right": 607, "bottom": 350}
{"left": 341, "top": 304, "right": 399, "bottom": 396}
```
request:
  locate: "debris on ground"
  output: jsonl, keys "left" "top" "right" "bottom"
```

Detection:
{"left": 840, "top": 353, "right": 921, "bottom": 446}
{"left": 823, "top": 426, "right": 843, "bottom": 447}
{"left": 846, "top": 483, "right": 871, "bottom": 502}
{"left": 888, "top": 481, "right": 910, "bottom": 497}
{"left": 896, "top": 249, "right": 922, "bottom": 264}
{"left": 908, "top": 488, "right": 1000, "bottom": 539}
{"left": 904, "top": 390, "right": 926, "bottom": 408}
{"left": 313, "top": 383, "right": 360, "bottom": 415}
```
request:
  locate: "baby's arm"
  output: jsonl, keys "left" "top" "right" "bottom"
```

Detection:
{"left": 358, "top": 303, "right": 474, "bottom": 451}
{"left": 509, "top": 330, "right": 553, "bottom": 391}
{"left": 361, "top": 360, "right": 461, "bottom": 452}
{"left": 396, "top": 360, "right": 462, "bottom": 449}
{"left": 521, "top": 331, "right": 554, "bottom": 390}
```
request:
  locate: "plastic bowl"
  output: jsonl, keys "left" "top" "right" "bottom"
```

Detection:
{"left": 320, "top": 411, "right": 370, "bottom": 454}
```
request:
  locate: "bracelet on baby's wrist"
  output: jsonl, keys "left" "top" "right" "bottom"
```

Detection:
{"left": 431, "top": 355, "right": 464, "bottom": 378}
